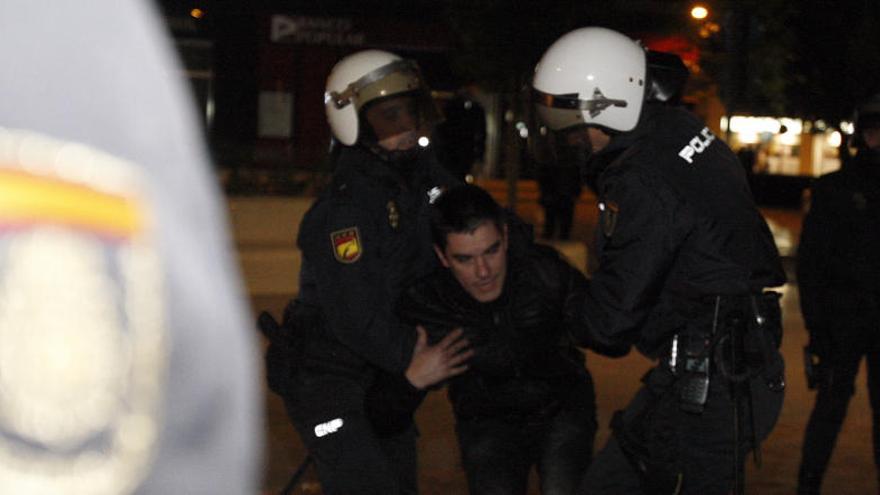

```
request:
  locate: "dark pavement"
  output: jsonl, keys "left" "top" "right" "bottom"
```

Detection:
{"left": 251, "top": 198, "right": 879, "bottom": 494}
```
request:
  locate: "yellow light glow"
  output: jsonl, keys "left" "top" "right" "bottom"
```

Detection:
{"left": 725, "top": 116, "right": 805, "bottom": 136}
{"left": 738, "top": 132, "right": 759, "bottom": 145}
{"left": 778, "top": 132, "right": 799, "bottom": 146}
{"left": 727, "top": 116, "right": 781, "bottom": 134}
{"left": 691, "top": 5, "right": 709, "bottom": 20}
{"left": 190, "top": 8, "right": 204, "bottom": 19}
{"left": 827, "top": 131, "right": 842, "bottom": 147}
{"left": 778, "top": 118, "right": 803, "bottom": 145}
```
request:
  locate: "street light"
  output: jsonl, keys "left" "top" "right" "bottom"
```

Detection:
{"left": 690, "top": 4, "right": 719, "bottom": 39}
{"left": 690, "top": 5, "right": 709, "bottom": 20}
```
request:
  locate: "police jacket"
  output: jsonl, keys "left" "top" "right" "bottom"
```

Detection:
{"left": 398, "top": 226, "right": 609, "bottom": 420}
{"left": 798, "top": 148, "right": 880, "bottom": 332}
{"left": 296, "top": 146, "right": 458, "bottom": 376}
{"left": 573, "top": 103, "right": 785, "bottom": 358}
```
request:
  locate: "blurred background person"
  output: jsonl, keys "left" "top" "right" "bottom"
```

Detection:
{"left": 796, "top": 93, "right": 880, "bottom": 495}
{"left": 537, "top": 143, "right": 583, "bottom": 240}
{"left": 434, "top": 84, "right": 487, "bottom": 181}
{"left": 736, "top": 144, "right": 757, "bottom": 177}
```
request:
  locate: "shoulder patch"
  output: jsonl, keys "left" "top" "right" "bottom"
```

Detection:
{"left": 330, "top": 227, "right": 362, "bottom": 263}
{"left": 0, "top": 128, "right": 167, "bottom": 494}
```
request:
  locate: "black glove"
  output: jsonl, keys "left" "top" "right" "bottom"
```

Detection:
{"left": 257, "top": 307, "right": 298, "bottom": 397}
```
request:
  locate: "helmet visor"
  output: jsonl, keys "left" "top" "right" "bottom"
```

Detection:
{"left": 362, "top": 92, "right": 432, "bottom": 152}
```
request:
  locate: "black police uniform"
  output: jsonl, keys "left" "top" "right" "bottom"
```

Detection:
{"left": 571, "top": 103, "right": 787, "bottom": 495}
{"left": 399, "top": 225, "right": 617, "bottom": 495}
{"left": 282, "top": 145, "right": 458, "bottom": 495}
{"left": 797, "top": 146, "right": 880, "bottom": 493}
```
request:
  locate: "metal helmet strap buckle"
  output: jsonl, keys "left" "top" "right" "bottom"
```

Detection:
{"left": 328, "top": 59, "right": 420, "bottom": 109}
{"left": 533, "top": 87, "right": 629, "bottom": 118}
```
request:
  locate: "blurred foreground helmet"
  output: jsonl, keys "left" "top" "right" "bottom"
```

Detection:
{"left": 532, "top": 27, "right": 647, "bottom": 133}
{"left": 324, "top": 49, "right": 439, "bottom": 150}
{"left": 0, "top": 1, "right": 260, "bottom": 493}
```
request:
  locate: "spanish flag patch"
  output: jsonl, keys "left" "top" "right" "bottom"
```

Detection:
{"left": 331, "top": 227, "right": 362, "bottom": 263}
{"left": 0, "top": 168, "right": 142, "bottom": 238}
{"left": 0, "top": 128, "right": 167, "bottom": 495}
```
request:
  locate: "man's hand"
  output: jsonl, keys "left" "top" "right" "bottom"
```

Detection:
{"left": 405, "top": 326, "right": 473, "bottom": 390}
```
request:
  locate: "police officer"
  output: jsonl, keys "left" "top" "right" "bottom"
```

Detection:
{"left": 531, "top": 28, "right": 787, "bottom": 494}
{"left": 280, "top": 50, "right": 472, "bottom": 495}
{"left": 0, "top": 1, "right": 261, "bottom": 493}
{"left": 537, "top": 156, "right": 583, "bottom": 240}
{"left": 399, "top": 184, "right": 626, "bottom": 495}
{"left": 797, "top": 93, "right": 880, "bottom": 494}
{"left": 434, "top": 85, "right": 487, "bottom": 181}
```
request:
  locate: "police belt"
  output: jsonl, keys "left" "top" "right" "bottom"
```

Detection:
{"left": 660, "top": 293, "right": 784, "bottom": 403}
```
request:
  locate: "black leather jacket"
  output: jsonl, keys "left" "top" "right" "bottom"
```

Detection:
{"left": 398, "top": 226, "right": 616, "bottom": 419}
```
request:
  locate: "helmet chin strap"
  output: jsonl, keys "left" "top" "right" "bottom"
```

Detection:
{"left": 364, "top": 140, "right": 422, "bottom": 163}
{"left": 358, "top": 117, "right": 423, "bottom": 163}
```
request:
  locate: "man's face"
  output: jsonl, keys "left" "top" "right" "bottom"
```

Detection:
{"left": 435, "top": 221, "right": 508, "bottom": 303}
{"left": 364, "top": 94, "right": 420, "bottom": 151}
{"left": 863, "top": 127, "right": 880, "bottom": 150}
{"left": 562, "top": 125, "right": 611, "bottom": 153}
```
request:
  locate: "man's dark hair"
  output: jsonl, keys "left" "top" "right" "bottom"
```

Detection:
{"left": 430, "top": 184, "right": 505, "bottom": 249}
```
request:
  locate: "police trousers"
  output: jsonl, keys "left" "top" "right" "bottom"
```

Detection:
{"left": 800, "top": 325, "right": 880, "bottom": 482}
{"left": 578, "top": 364, "right": 784, "bottom": 495}
{"left": 283, "top": 369, "right": 417, "bottom": 495}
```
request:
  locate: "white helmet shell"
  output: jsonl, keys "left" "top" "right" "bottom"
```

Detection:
{"left": 533, "top": 27, "right": 647, "bottom": 133}
{"left": 324, "top": 50, "right": 426, "bottom": 146}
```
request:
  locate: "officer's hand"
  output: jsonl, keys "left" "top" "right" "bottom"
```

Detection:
{"left": 405, "top": 326, "right": 473, "bottom": 390}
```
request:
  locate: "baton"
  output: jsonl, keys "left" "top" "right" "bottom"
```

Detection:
{"left": 279, "top": 455, "right": 314, "bottom": 495}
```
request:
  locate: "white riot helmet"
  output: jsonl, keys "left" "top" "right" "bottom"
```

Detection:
{"left": 532, "top": 27, "right": 647, "bottom": 133}
{"left": 324, "top": 49, "right": 439, "bottom": 147}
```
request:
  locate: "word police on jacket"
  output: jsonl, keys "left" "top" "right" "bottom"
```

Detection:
{"left": 678, "top": 127, "right": 716, "bottom": 164}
